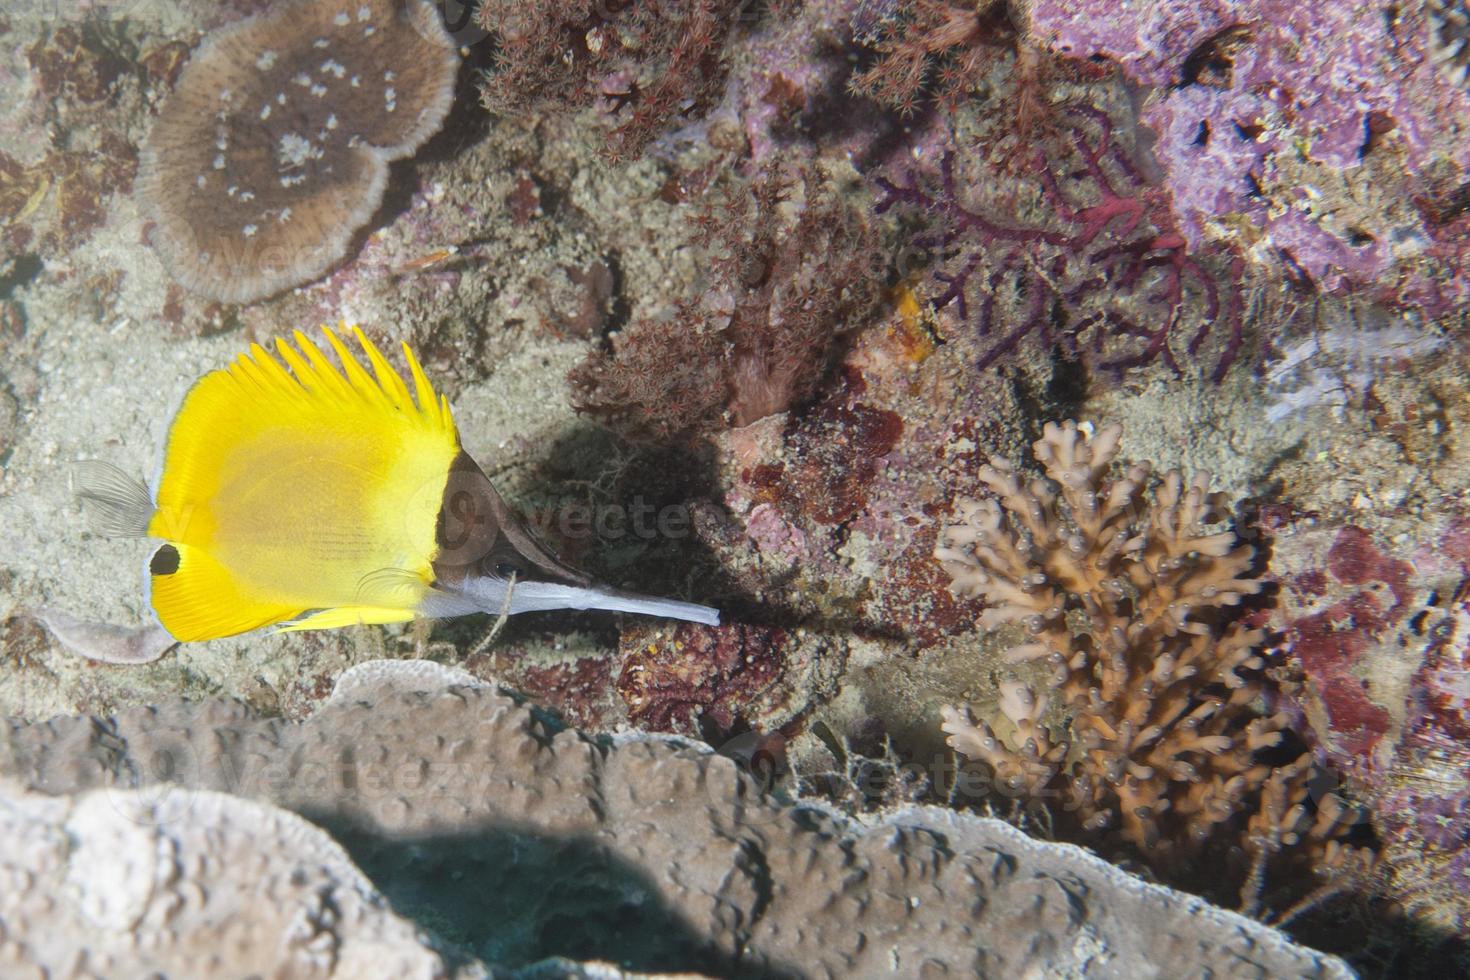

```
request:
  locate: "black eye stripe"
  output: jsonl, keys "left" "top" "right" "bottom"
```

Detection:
{"left": 150, "top": 544, "right": 181, "bottom": 576}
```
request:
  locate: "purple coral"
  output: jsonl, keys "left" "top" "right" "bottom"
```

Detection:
{"left": 877, "top": 105, "right": 1247, "bottom": 379}
{"left": 1026, "top": 0, "right": 1470, "bottom": 308}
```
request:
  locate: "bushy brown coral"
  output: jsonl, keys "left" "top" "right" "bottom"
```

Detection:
{"left": 933, "top": 421, "right": 1371, "bottom": 910}
{"left": 848, "top": 0, "right": 1103, "bottom": 135}
{"left": 474, "top": 0, "right": 738, "bottom": 161}
{"left": 848, "top": 0, "right": 1017, "bottom": 116}
{"left": 568, "top": 163, "right": 882, "bottom": 440}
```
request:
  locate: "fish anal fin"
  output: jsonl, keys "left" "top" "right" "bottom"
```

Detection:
{"left": 148, "top": 541, "right": 300, "bottom": 642}
{"left": 278, "top": 606, "right": 417, "bottom": 632}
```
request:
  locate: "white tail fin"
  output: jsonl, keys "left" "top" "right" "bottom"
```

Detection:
{"left": 72, "top": 460, "right": 154, "bottom": 537}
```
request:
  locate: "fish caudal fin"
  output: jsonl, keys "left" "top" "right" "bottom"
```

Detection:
{"left": 147, "top": 541, "right": 302, "bottom": 642}
{"left": 72, "top": 460, "right": 154, "bottom": 537}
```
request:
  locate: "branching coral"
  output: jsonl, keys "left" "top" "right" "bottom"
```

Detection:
{"left": 878, "top": 106, "right": 1249, "bottom": 379}
{"left": 933, "top": 421, "right": 1372, "bottom": 910}
{"left": 474, "top": 0, "right": 739, "bottom": 161}
{"left": 569, "top": 164, "right": 882, "bottom": 440}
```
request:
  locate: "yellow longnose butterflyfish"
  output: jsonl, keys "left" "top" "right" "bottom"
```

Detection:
{"left": 81, "top": 325, "right": 720, "bottom": 642}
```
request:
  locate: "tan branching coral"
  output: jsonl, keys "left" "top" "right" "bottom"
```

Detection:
{"left": 933, "top": 421, "right": 1371, "bottom": 900}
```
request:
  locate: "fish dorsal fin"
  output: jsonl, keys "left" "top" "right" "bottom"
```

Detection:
{"left": 221, "top": 324, "right": 455, "bottom": 442}
{"left": 146, "top": 324, "right": 461, "bottom": 641}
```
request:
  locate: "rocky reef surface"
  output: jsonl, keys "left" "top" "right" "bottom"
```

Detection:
{"left": 0, "top": 659, "right": 1351, "bottom": 978}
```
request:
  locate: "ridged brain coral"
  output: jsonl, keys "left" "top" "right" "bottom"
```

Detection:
{"left": 138, "top": 0, "right": 459, "bottom": 304}
{"left": 933, "top": 421, "right": 1371, "bottom": 903}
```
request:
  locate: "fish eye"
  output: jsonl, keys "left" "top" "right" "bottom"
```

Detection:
{"left": 495, "top": 562, "right": 522, "bottom": 578}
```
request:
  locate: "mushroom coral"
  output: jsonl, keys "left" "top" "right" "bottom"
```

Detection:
{"left": 137, "top": 0, "right": 459, "bottom": 304}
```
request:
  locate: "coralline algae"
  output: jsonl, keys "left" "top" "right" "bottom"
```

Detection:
{"left": 1028, "top": 0, "right": 1470, "bottom": 304}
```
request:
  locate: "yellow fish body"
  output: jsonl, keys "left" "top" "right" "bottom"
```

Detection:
{"left": 88, "top": 325, "right": 719, "bottom": 642}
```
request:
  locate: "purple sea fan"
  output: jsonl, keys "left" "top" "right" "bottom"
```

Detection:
{"left": 877, "top": 104, "right": 1249, "bottom": 380}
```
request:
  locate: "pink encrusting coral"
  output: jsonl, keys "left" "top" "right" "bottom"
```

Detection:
{"left": 1270, "top": 514, "right": 1470, "bottom": 935}
{"left": 1025, "top": 0, "right": 1470, "bottom": 306}
{"left": 1380, "top": 578, "right": 1470, "bottom": 932}
{"left": 934, "top": 421, "right": 1373, "bottom": 907}
{"left": 616, "top": 621, "right": 790, "bottom": 737}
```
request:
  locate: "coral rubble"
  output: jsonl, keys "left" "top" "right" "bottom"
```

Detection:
{"left": 138, "top": 0, "right": 459, "bottom": 303}
{"left": 934, "top": 421, "right": 1371, "bottom": 904}
{"left": 0, "top": 659, "right": 1353, "bottom": 978}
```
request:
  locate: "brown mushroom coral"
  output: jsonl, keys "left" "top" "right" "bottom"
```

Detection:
{"left": 137, "top": 0, "right": 459, "bottom": 304}
{"left": 933, "top": 421, "right": 1373, "bottom": 904}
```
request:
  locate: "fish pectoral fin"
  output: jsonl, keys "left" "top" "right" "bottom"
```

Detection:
{"left": 276, "top": 605, "right": 418, "bottom": 632}
{"left": 147, "top": 541, "right": 301, "bottom": 642}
